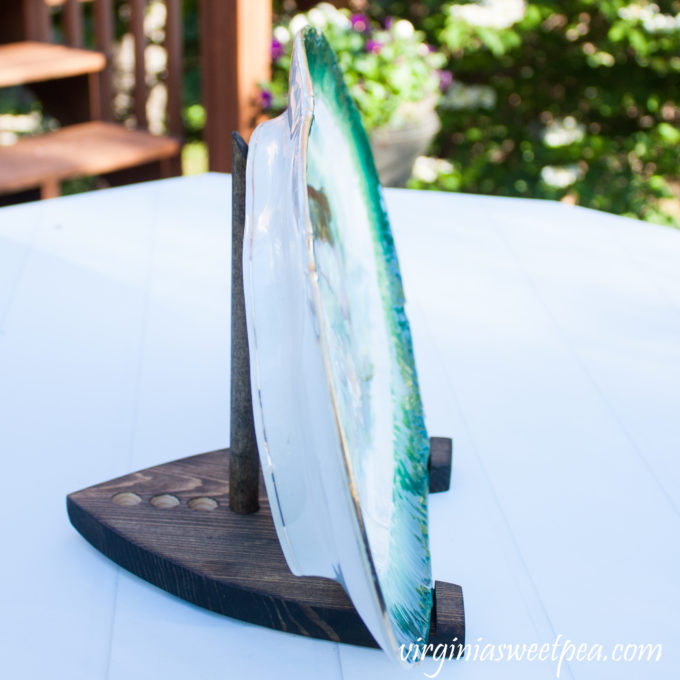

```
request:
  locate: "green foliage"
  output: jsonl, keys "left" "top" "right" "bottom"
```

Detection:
{"left": 371, "top": 0, "right": 680, "bottom": 228}
{"left": 264, "top": 4, "right": 447, "bottom": 131}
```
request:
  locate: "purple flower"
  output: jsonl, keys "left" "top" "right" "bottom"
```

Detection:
{"left": 271, "top": 38, "right": 283, "bottom": 60}
{"left": 383, "top": 16, "right": 394, "bottom": 30}
{"left": 260, "top": 89, "right": 272, "bottom": 110}
{"left": 365, "top": 39, "right": 382, "bottom": 55}
{"left": 438, "top": 70, "right": 453, "bottom": 92}
{"left": 351, "top": 13, "right": 370, "bottom": 33}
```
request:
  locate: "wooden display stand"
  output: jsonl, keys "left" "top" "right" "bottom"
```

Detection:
{"left": 67, "top": 134, "right": 465, "bottom": 656}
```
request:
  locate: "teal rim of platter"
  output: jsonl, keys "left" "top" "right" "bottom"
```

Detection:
{"left": 302, "top": 27, "right": 434, "bottom": 649}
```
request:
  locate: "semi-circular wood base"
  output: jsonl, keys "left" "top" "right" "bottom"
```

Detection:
{"left": 67, "top": 447, "right": 464, "bottom": 654}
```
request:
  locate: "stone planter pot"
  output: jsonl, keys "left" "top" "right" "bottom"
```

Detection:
{"left": 369, "top": 98, "right": 440, "bottom": 188}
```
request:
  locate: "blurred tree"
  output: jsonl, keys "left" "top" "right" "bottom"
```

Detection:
{"left": 370, "top": 0, "right": 680, "bottom": 227}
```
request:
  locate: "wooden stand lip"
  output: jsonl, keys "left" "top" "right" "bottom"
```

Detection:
{"left": 429, "top": 436, "right": 453, "bottom": 494}
{"left": 66, "top": 447, "right": 465, "bottom": 655}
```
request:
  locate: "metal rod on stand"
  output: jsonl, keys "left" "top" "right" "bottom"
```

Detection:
{"left": 229, "top": 131, "right": 260, "bottom": 514}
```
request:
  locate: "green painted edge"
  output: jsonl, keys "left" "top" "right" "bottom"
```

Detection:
{"left": 303, "top": 27, "right": 433, "bottom": 647}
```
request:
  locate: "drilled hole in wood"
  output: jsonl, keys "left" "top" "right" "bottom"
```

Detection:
{"left": 112, "top": 492, "right": 142, "bottom": 506}
{"left": 150, "top": 494, "right": 180, "bottom": 509}
{"left": 188, "top": 497, "right": 218, "bottom": 511}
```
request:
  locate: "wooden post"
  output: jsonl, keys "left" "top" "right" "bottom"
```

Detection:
{"left": 200, "top": 0, "right": 271, "bottom": 172}
{"left": 93, "top": 0, "right": 114, "bottom": 121}
{"left": 23, "top": 0, "right": 51, "bottom": 42}
{"left": 63, "top": 0, "right": 84, "bottom": 48}
{"left": 130, "top": 0, "right": 148, "bottom": 130}
{"left": 229, "top": 132, "right": 259, "bottom": 514}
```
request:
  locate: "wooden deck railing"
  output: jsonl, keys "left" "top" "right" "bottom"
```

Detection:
{"left": 12, "top": 0, "right": 183, "bottom": 136}
{"left": 62, "top": 0, "right": 83, "bottom": 48}
{"left": 93, "top": 0, "right": 113, "bottom": 122}
{"left": 3, "top": 0, "right": 273, "bottom": 173}
{"left": 200, "top": 0, "right": 272, "bottom": 172}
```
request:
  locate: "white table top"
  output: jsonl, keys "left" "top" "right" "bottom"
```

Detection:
{"left": 1, "top": 173, "right": 678, "bottom": 679}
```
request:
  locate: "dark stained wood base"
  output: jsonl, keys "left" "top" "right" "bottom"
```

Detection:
{"left": 67, "top": 445, "right": 464, "bottom": 655}
{"left": 429, "top": 437, "right": 453, "bottom": 493}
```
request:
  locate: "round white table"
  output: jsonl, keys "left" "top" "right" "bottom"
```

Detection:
{"left": 1, "top": 173, "right": 678, "bottom": 679}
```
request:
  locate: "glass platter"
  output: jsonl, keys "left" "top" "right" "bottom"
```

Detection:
{"left": 243, "top": 27, "right": 433, "bottom": 662}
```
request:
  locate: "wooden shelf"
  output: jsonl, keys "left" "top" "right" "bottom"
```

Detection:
{"left": 0, "top": 41, "right": 105, "bottom": 88}
{"left": 0, "top": 121, "right": 180, "bottom": 197}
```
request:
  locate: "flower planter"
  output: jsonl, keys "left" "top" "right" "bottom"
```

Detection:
{"left": 369, "top": 99, "right": 440, "bottom": 188}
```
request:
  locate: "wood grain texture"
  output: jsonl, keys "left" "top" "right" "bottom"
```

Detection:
{"left": 200, "top": 0, "right": 271, "bottom": 172}
{"left": 0, "top": 41, "right": 105, "bottom": 88}
{"left": 67, "top": 448, "right": 465, "bottom": 653}
{"left": 0, "top": 121, "right": 179, "bottom": 195}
